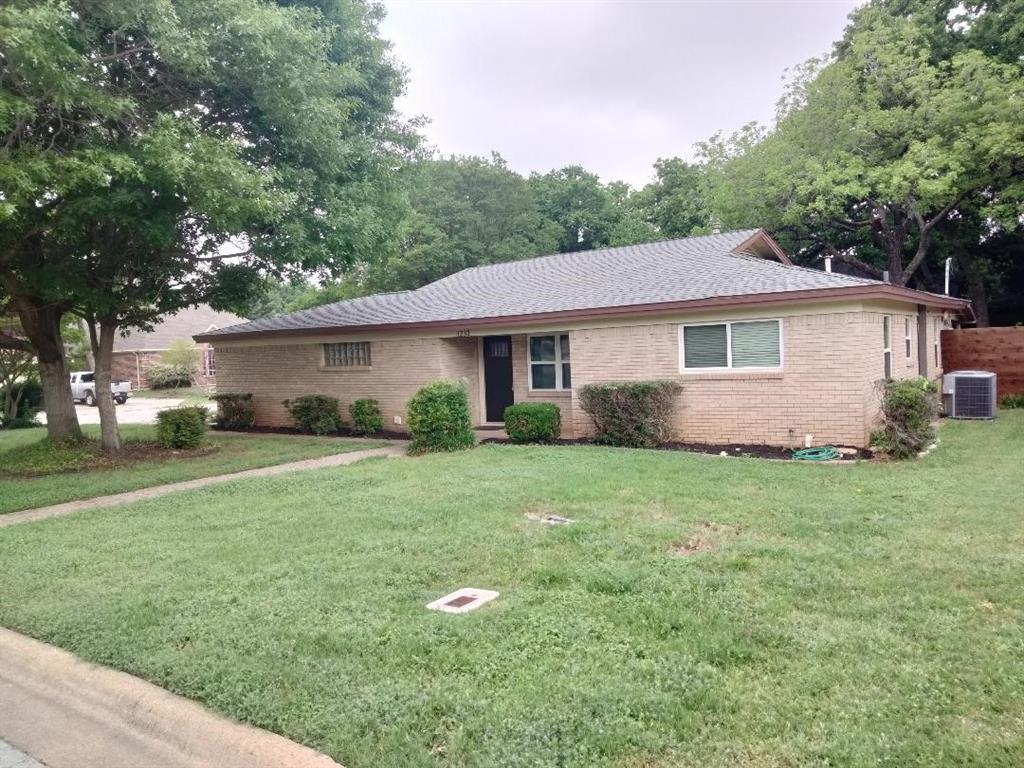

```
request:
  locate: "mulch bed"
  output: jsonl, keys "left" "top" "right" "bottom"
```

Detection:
{"left": 479, "top": 437, "right": 873, "bottom": 461}
{"left": 1, "top": 441, "right": 220, "bottom": 479}
{"left": 214, "top": 425, "right": 411, "bottom": 441}
{"left": 214, "top": 426, "right": 873, "bottom": 461}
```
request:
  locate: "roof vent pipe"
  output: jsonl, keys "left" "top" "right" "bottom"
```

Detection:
{"left": 824, "top": 255, "right": 833, "bottom": 273}
{"left": 944, "top": 258, "right": 952, "bottom": 295}
{"left": 883, "top": 270, "right": 890, "bottom": 283}
{"left": 710, "top": 217, "right": 722, "bottom": 235}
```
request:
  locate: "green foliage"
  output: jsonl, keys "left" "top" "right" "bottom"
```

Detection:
{"left": 155, "top": 406, "right": 208, "bottom": 450}
{"left": 503, "top": 403, "right": 561, "bottom": 443}
{"left": 578, "top": 381, "right": 682, "bottom": 448}
{"left": 636, "top": 158, "right": 710, "bottom": 238}
{"left": 160, "top": 340, "right": 201, "bottom": 371}
{"left": 1001, "top": 393, "right": 1024, "bottom": 409}
{"left": 146, "top": 363, "right": 193, "bottom": 390}
{"left": 0, "top": 378, "right": 42, "bottom": 429}
{"left": 871, "top": 378, "right": 939, "bottom": 459}
{"left": 211, "top": 393, "right": 256, "bottom": 431}
{"left": 406, "top": 379, "right": 475, "bottom": 455}
{"left": 0, "top": 0, "right": 411, "bottom": 438}
{"left": 349, "top": 398, "right": 384, "bottom": 435}
{"left": 283, "top": 395, "right": 343, "bottom": 435}
{"left": 698, "top": 2, "right": 1024, "bottom": 290}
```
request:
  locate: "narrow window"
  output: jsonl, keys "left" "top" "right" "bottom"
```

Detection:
{"left": 681, "top": 320, "right": 781, "bottom": 370}
{"left": 934, "top": 318, "right": 940, "bottom": 368}
{"left": 323, "top": 341, "right": 371, "bottom": 368}
{"left": 529, "top": 334, "right": 570, "bottom": 390}
{"left": 204, "top": 348, "right": 216, "bottom": 376}
{"left": 883, "top": 316, "right": 892, "bottom": 379}
{"left": 904, "top": 317, "right": 912, "bottom": 358}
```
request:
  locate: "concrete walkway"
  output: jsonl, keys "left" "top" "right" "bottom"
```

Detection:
{"left": 0, "top": 444, "right": 406, "bottom": 529}
{"left": 0, "top": 627, "right": 342, "bottom": 768}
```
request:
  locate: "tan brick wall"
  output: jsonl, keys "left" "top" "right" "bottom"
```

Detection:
{"left": 510, "top": 335, "right": 574, "bottom": 437}
{"left": 215, "top": 338, "right": 447, "bottom": 428}
{"left": 566, "top": 312, "right": 878, "bottom": 447}
{"left": 213, "top": 301, "right": 949, "bottom": 446}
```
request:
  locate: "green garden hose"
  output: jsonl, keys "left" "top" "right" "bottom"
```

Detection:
{"left": 792, "top": 445, "right": 842, "bottom": 461}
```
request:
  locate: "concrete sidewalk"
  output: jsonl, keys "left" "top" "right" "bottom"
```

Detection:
{"left": 0, "top": 444, "right": 406, "bottom": 529}
{"left": 0, "top": 628, "right": 342, "bottom": 768}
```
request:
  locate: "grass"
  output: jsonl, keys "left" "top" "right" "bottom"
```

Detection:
{"left": 0, "top": 425, "right": 385, "bottom": 514}
{"left": 0, "top": 413, "right": 1022, "bottom": 767}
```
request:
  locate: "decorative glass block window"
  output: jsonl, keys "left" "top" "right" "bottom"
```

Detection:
{"left": 904, "top": 317, "right": 912, "bottom": 358}
{"left": 323, "top": 341, "right": 371, "bottom": 368}
{"left": 680, "top": 320, "right": 781, "bottom": 370}
{"left": 883, "top": 316, "right": 892, "bottom": 379}
{"left": 529, "top": 334, "right": 570, "bottom": 390}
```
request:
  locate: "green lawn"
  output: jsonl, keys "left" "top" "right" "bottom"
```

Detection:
{"left": 0, "top": 425, "right": 384, "bottom": 514}
{"left": 0, "top": 414, "right": 1021, "bottom": 767}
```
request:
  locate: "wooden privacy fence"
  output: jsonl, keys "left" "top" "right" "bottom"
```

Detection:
{"left": 942, "top": 327, "right": 1024, "bottom": 399}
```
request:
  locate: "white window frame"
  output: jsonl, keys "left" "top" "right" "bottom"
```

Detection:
{"left": 883, "top": 316, "right": 892, "bottom": 379}
{"left": 322, "top": 341, "right": 371, "bottom": 369}
{"left": 527, "top": 333, "right": 571, "bottom": 391}
{"left": 904, "top": 317, "right": 912, "bottom": 359}
{"left": 678, "top": 318, "right": 783, "bottom": 372}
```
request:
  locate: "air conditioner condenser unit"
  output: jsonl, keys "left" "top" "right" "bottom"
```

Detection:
{"left": 942, "top": 370, "right": 997, "bottom": 419}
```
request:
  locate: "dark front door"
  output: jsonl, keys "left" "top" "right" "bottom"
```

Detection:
{"left": 483, "top": 335, "right": 514, "bottom": 422}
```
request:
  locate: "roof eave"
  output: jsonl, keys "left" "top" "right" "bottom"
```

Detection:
{"left": 194, "top": 284, "right": 971, "bottom": 343}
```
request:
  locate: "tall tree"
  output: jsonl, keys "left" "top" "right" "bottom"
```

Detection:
{"left": 635, "top": 158, "right": 710, "bottom": 238}
{"left": 701, "top": 1, "right": 1024, "bottom": 287}
{"left": 0, "top": 0, "right": 409, "bottom": 448}
{"left": 365, "top": 154, "right": 560, "bottom": 291}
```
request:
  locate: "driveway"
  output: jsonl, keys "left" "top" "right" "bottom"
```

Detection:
{"left": 39, "top": 397, "right": 190, "bottom": 426}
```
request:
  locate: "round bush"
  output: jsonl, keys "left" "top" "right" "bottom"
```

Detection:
{"left": 212, "top": 393, "right": 256, "bottom": 430}
{"left": 283, "top": 394, "right": 343, "bottom": 435}
{"left": 871, "top": 377, "right": 938, "bottom": 459}
{"left": 578, "top": 380, "right": 681, "bottom": 448}
{"left": 349, "top": 398, "right": 384, "bottom": 435}
{"left": 156, "top": 406, "right": 208, "bottom": 449}
{"left": 147, "top": 362, "right": 193, "bottom": 389}
{"left": 504, "top": 402, "right": 561, "bottom": 443}
{"left": 407, "top": 379, "right": 475, "bottom": 454}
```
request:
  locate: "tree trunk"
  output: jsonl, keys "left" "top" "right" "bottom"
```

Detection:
{"left": 7, "top": 289, "right": 82, "bottom": 442}
{"left": 963, "top": 257, "right": 990, "bottom": 328}
{"left": 87, "top": 318, "right": 122, "bottom": 452}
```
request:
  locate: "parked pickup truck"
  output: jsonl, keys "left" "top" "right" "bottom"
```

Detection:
{"left": 69, "top": 371, "right": 132, "bottom": 406}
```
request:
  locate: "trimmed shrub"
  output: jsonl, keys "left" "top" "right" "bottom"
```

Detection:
{"left": 283, "top": 394, "right": 343, "bottom": 435}
{"left": 407, "top": 379, "right": 475, "bottom": 454}
{"left": 1, "top": 378, "right": 44, "bottom": 429}
{"left": 211, "top": 393, "right": 256, "bottom": 430}
{"left": 147, "top": 362, "right": 193, "bottom": 389}
{"left": 156, "top": 406, "right": 208, "bottom": 449}
{"left": 349, "top": 398, "right": 384, "bottom": 435}
{"left": 1001, "top": 393, "right": 1024, "bottom": 409}
{"left": 578, "top": 380, "right": 681, "bottom": 448}
{"left": 871, "top": 377, "right": 938, "bottom": 459}
{"left": 504, "top": 402, "right": 561, "bottom": 443}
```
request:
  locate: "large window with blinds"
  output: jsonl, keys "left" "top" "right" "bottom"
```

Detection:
{"left": 680, "top": 320, "right": 782, "bottom": 371}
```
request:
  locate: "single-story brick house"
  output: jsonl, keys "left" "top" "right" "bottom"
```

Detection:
{"left": 195, "top": 230, "right": 970, "bottom": 447}
{"left": 113, "top": 305, "right": 246, "bottom": 389}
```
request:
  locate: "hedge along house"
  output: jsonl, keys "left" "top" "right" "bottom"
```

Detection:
{"left": 195, "top": 230, "right": 970, "bottom": 447}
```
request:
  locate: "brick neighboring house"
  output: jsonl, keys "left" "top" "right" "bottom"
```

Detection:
{"left": 195, "top": 230, "right": 970, "bottom": 447}
{"left": 113, "top": 305, "right": 247, "bottom": 390}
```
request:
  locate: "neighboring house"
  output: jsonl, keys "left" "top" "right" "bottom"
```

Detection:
{"left": 113, "top": 305, "right": 247, "bottom": 390}
{"left": 195, "top": 230, "right": 970, "bottom": 447}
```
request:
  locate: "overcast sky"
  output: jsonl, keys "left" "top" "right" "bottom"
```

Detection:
{"left": 380, "top": 0, "right": 861, "bottom": 187}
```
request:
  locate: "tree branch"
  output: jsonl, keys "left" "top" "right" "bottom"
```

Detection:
{"left": 0, "top": 329, "right": 35, "bottom": 354}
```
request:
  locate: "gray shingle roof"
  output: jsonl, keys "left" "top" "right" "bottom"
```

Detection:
{"left": 196, "top": 230, "right": 892, "bottom": 339}
{"left": 114, "top": 305, "right": 247, "bottom": 351}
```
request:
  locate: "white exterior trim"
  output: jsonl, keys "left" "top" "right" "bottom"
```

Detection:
{"left": 678, "top": 318, "right": 784, "bottom": 373}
